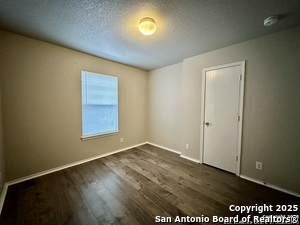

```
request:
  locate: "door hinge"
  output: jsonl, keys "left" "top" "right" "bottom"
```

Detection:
{"left": 236, "top": 155, "right": 238, "bottom": 161}
{"left": 240, "top": 75, "right": 242, "bottom": 80}
{"left": 238, "top": 116, "right": 240, "bottom": 121}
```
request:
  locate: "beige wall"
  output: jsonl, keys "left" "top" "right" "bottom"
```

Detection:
{"left": 0, "top": 30, "right": 148, "bottom": 181}
{"left": 0, "top": 85, "right": 5, "bottom": 191}
{"left": 147, "top": 63, "right": 182, "bottom": 152}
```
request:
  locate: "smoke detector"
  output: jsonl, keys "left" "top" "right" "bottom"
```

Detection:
{"left": 263, "top": 16, "right": 278, "bottom": 26}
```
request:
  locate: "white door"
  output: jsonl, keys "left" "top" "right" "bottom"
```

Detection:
{"left": 202, "top": 62, "right": 244, "bottom": 174}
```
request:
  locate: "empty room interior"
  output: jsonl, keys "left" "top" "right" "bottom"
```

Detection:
{"left": 0, "top": 0, "right": 299, "bottom": 224}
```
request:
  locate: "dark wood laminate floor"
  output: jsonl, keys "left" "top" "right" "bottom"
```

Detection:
{"left": 0, "top": 144, "right": 299, "bottom": 224}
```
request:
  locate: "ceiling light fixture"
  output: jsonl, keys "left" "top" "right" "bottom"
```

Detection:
{"left": 263, "top": 16, "right": 278, "bottom": 26}
{"left": 139, "top": 17, "right": 156, "bottom": 35}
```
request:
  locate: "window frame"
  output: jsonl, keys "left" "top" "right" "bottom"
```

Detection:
{"left": 80, "top": 70, "right": 119, "bottom": 140}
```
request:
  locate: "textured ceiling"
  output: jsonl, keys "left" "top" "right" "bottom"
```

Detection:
{"left": 0, "top": 0, "right": 300, "bottom": 71}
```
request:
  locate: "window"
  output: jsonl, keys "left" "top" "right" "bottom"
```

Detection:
{"left": 81, "top": 71, "right": 118, "bottom": 139}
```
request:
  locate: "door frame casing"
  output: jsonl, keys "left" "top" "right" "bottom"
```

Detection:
{"left": 200, "top": 61, "right": 246, "bottom": 176}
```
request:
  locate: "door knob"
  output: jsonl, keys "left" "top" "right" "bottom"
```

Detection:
{"left": 204, "top": 122, "right": 210, "bottom": 126}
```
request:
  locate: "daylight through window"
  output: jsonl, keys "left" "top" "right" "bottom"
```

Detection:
{"left": 81, "top": 71, "right": 118, "bottom": 138}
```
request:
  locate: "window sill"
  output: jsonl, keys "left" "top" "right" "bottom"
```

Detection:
{"left": 81, "top": 131, "right": 120, "bottom": 141}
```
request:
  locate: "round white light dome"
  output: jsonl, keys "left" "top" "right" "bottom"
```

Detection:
{"left": 139, "top": 17, "right": 156, "bottom": 35}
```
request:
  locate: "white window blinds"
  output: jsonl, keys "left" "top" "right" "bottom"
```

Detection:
{"left": 81, "top": 71, "right": 118, "bottom": 137}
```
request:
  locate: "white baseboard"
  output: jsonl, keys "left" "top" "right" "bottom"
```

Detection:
{"left": 180, "top": 154, "right": 201, "bottom": 163}
{"left": 0, "top": 142, "right": 147, "bottom": 215}
{"left": 146, "top": 142, "right": 181, "bottom": 154}
{"left": 240, "top": 174, "right": 300, "bottom": 198}
{"left": 148, "top": 142, "right": 299, "bottom": 198}
{"left": 0, "top": 183, "right": 8, "bottom": 214}
{"left": 146, "top": 142, "right": 200, "bottom": 164}
{"left": 7, "top": 142, "right": 147, "bottom": 186}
